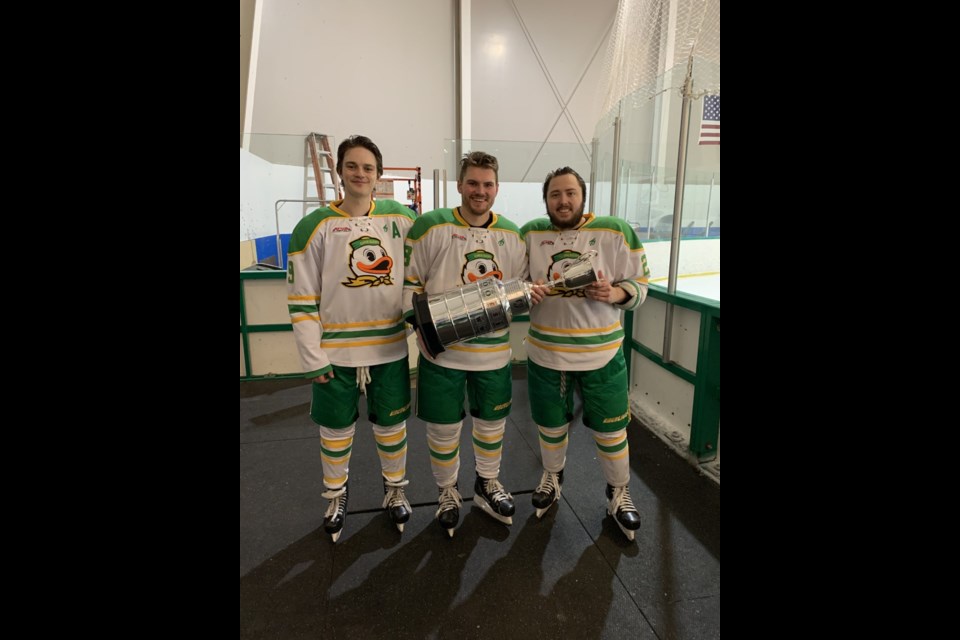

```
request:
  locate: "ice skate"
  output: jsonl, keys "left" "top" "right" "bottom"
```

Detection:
{"left": 473, "top": 475, "right": 515, "bottom": 526}
{"left": 606, "top": 484, "right": 640, "bottom": 541}
{"left": 436, "top": 484, "right": 462, "bottom": 538}
{"left": 532, "top": 469, "right": 564, "bottom": 519}
{"left": 322, "top": 484, "right": 349, "bottom": 543}
{"left": 383, "top": 478, "right": 412, "bottom": 532}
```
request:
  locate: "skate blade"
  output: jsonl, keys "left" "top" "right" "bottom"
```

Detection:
{"left": 396, "top": 523, "right": 404, "bottom": 533}
{"left": 330, "top": 529, "right": 343, "bottom": 543}
{"left": 474, "top": 497, "right": 513, "bottom": 525}
{"left": 446, "top": 528, "right": 455, "bottom": 538}
{"left": 607, "top": 508, "right": 638, "bottom": 542}
{"left": 535, "top": 500, "right": 558, "bottom": 519}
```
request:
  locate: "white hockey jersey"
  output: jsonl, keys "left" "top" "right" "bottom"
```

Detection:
{"left": 286, "top": 199, "right": 417, "bottom": 376}
{"left": 403, "top": 207, "right": 528, "bottom": 371}
{"left": 521, "top": 213, "right": 650, "bottom": 371}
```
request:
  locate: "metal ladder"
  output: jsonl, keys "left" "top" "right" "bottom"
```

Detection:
{"left": 303, "top": 133, "right": 341, "bottom": 216}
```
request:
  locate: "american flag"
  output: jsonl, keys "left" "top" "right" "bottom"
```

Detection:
{"left": 698, "top": 95, "right": 720, "bottom": 145}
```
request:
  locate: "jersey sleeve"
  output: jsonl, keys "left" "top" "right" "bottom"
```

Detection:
{"left": 613, "top": 222, "right": 650, "bottom": 311}
{"left": 402, "top": 216, "right": 431, "bottom": 325}
{"left": 286, "top": 218, "right": 332, "bottom": 378}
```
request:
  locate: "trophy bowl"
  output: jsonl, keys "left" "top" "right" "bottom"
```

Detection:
{"left": 412, "top": 251, "right": 598, "bottom": 358}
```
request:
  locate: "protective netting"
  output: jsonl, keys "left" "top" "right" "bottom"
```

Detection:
{"left": 598, "top": 0, "right": 719, "bottom": 117}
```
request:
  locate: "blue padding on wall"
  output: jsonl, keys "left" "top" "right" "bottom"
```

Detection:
{"left": 254, "top": 234, "right": 291, "bottom": 269}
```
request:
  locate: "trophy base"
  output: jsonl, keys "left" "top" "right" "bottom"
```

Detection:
{"left": 412, "top": 292, "right": 447, "bottom": 359}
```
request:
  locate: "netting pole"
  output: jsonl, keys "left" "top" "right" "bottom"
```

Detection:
{"left": 662, "top": 56, "right": 694, "bottom": 364}
{"left": 610, "top": 115, "right": 622, "bottom": 217}
{"left": 589, "top": 137, "right": 598, "bottom": 213}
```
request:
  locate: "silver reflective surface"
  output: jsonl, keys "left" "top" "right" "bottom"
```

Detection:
{"left": 418, "top": 250, "right": 598, "bottom": 352}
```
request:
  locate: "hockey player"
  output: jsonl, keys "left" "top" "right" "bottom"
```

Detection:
{"left": 286, "top": 135, "right": 417, "bottom": 542}
{"left": 521, "top": 166, "right": 650, "bottom": 541}
{"left": 403, "top": 151, "right": 532, "bottom": 537}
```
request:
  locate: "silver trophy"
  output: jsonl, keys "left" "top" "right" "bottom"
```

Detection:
{"left": 412, "top": 250, "right": 599, "bottom": 358}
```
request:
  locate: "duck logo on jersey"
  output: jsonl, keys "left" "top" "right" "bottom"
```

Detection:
{"left": 343, "top": 236, "right": 394, "bottom": 287}
{"left": 461, "top": 249, "right": 503, "bottom": 284}
{"left": 546, "top": 250, "right": 586, "bottom": 297}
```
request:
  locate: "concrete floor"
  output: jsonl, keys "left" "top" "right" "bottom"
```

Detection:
{"left": 240, "top": 372, "right": 720, "bottom": 639}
